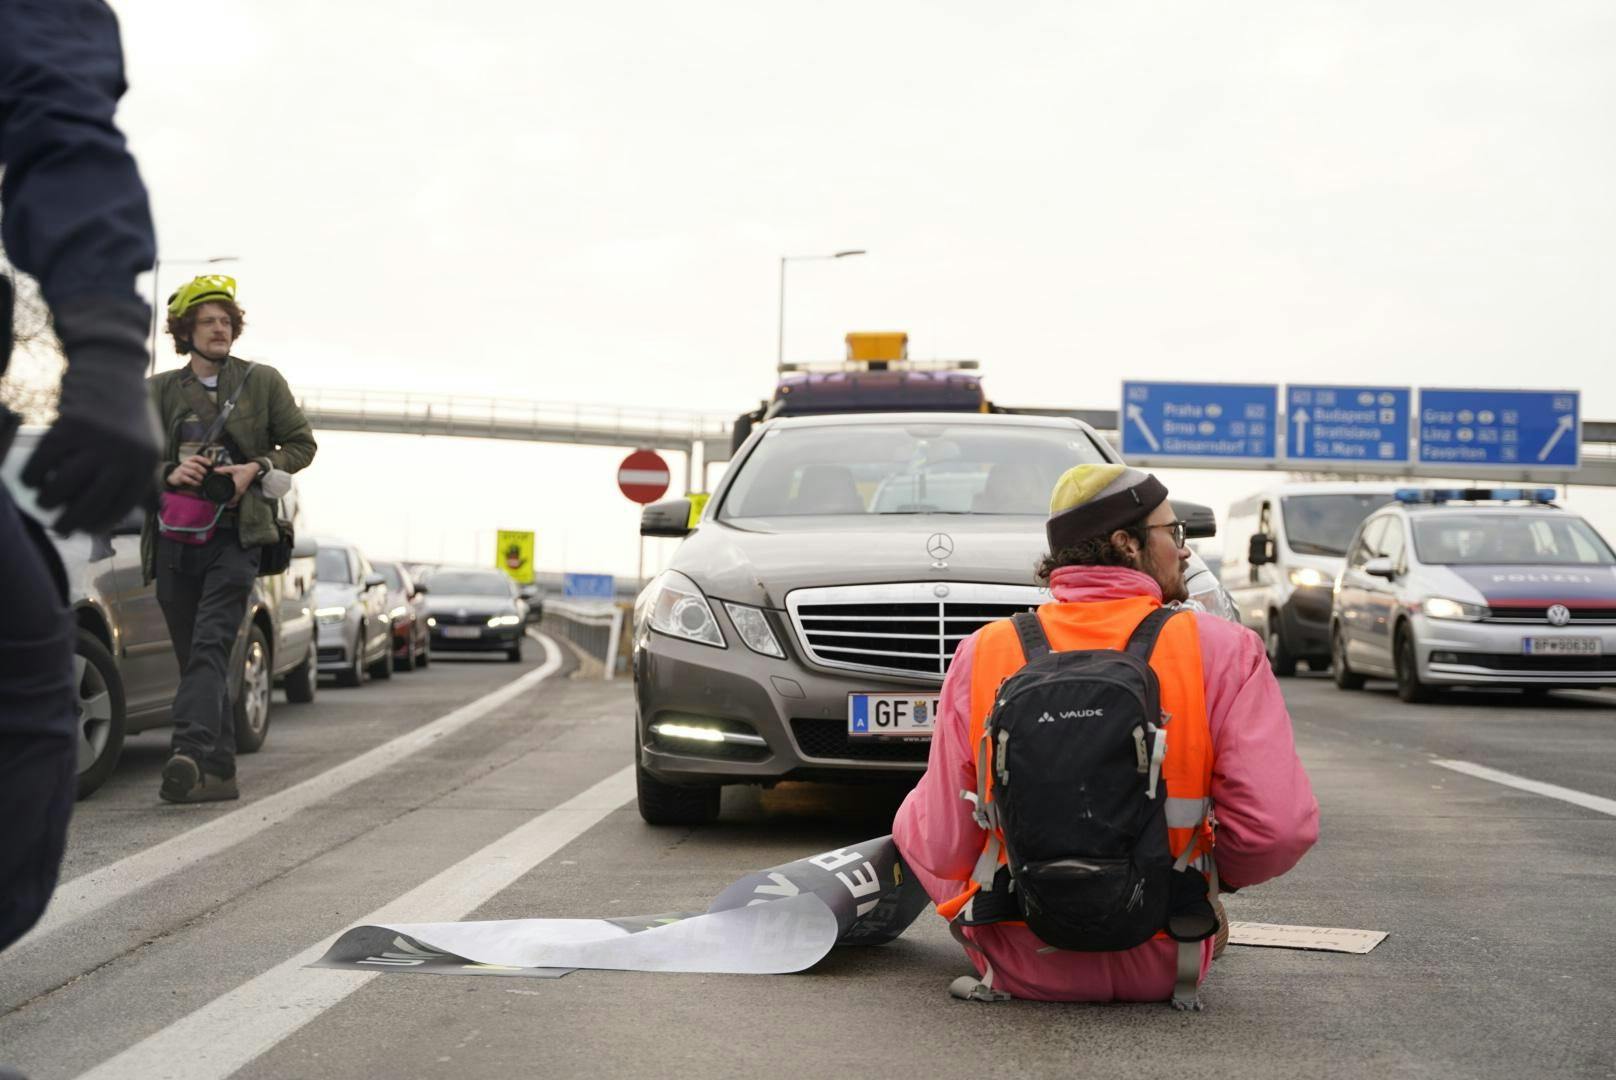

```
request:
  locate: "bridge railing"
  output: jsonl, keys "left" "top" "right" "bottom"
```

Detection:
{"left": 540, "top": 599, "right": 626, "bottom": 680}
{"left": 296, "top": 387, "right": 734, "bottom": 450}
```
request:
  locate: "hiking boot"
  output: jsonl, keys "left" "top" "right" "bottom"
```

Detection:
{"left": 161, "top": 759, "right": 239, "bottom": 804}
{"left": 159, "top": 754, "right": 200, "bottom": 802}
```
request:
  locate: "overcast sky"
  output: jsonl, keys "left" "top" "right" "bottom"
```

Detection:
{"left": 109, "top": 0, "right": 1616, "bottom": 578}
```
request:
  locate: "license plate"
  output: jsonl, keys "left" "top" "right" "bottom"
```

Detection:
{"left": 1523, "top": 637, "right": 1601, "bottom": 656}
{"left": 442, "top": 626, "right": 481, "bottom": 639}
{"left": 848, "top": 693, "right": 940, "bottom": 737}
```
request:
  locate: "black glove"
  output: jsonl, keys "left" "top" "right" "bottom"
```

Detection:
{"left": 21, "top": 296, "right": 161, "bottom": 535}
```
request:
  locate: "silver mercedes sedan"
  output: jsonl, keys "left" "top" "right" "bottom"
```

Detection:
{"left": 631, "top": 412, "right": 1232, "bottom": 825}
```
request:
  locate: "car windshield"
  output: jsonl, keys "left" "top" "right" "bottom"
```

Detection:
{"left": 1412, "top": 514, "right": 1616, "bottom": 566}
{"left": 720, "top": 423, "right": 1109, "bottom": 519}
{"left": 429, "top": 571, "right": 513, "bottom": 596}
{"left": 1281, "top": 493, "right": 1394, "bottom": 556}
{"left": 315, "top": 549, "right": 353, "bottom": 584}
{"left": 374, "top": 563, "right": 404, "bottom": 590}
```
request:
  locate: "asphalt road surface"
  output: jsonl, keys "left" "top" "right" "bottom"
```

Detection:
{"left": 3, "top": 632, "right": 1613, "bottom": 1079}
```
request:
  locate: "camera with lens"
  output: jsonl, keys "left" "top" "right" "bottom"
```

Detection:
{"left": 197, "top": 446, "right": 238, "bottom": 505}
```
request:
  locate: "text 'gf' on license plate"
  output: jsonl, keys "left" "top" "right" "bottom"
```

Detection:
{"left": 848, "top": 693, "right": 940, "bottom": 737}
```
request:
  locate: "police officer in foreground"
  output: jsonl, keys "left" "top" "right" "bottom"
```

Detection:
{"left": 894, "top": 464, "right": 1320, "bottom": 1005}
{"left": 0, "top": 0, "right": 160, "bottom": 955}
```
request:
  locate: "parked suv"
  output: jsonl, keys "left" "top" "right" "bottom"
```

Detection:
{"left": 2, "top": 426, "right": 318, "bottom": 798}
{"left": 1222, "top": 483, "right": 1398, "bottom": 675}
{"left": 632, "top": 412, "right": 1233, "bottom": 825}
{"left": 1331, "top": 488, "right": 1616, "bottom": 700}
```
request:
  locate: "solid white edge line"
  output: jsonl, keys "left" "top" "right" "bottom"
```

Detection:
{"left": 72, "top": 763, "right": 637, "bottom": 1080}
{"left": 24, "top": 630, "right": 564, "bottom": 946}
{"left": 1432, "top": 758, "right": 1616, "bottom": 817}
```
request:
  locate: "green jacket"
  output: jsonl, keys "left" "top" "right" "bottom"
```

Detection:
{"left": 142, "top": 355, "right": 317, "bottom": 582}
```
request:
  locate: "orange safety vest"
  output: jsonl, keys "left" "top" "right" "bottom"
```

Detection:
{"left": 937, "top": 595, "right": 1216, "bottom": 925}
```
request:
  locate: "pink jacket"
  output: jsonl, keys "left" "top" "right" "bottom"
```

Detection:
{"left": 893, "top": 565, "right": 1319, "bottom": 1001}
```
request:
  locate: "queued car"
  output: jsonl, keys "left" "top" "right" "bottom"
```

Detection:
{"left": 421, "top": 568, "right": 528, "bottom": 661}
{"left": 1221, "top": 483, "right": 1400, "bottom": 675}
{"left": 1331, "top": 488, "right": 1616, "bottom": 700}
{"left": 373, "top": 559, "right": 431, "bottom": 671}
{"left": 2, "top": 425, "right": 319, "bottom": 799}
{"left": 631, "top": 411, "right": 1235, "bottom": 826}
{"left": 313, "top": 539, "right": 394, "bottom": 686}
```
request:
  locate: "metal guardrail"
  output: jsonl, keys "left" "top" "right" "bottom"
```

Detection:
{"left": 540, "top": 600, "right": 626, "bottom": 680}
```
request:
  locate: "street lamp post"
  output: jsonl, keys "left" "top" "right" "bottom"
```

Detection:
{"left": 150, "top": 254, "right": 240, "bottom": 372}
{"left": 776, "top": 249, "right": 866, "bottom": 372}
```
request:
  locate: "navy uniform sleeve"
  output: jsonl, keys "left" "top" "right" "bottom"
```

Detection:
{"left": 0, "top": 0, "right": 156, "bottom": 308}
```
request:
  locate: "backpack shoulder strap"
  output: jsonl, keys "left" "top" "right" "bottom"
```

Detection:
{"left": 1124, "top": 606, "right": 1180, "bottom": 662}
{"left": 1011, "top": 611, "right": 1051, "bottom": 662}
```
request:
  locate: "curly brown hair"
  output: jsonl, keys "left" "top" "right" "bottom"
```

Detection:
{"left": 1033, "top": 526, "right": 1146, "bottom": 585}
{"left": 166, "top": 299, "right": 246, "bottom": 354}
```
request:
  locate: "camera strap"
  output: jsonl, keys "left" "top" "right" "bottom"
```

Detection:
{"left": 182, "top": 360, "right": 257, "bottom": 449}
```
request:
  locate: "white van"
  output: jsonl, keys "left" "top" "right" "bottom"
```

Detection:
{"left": 1221, "top": 483, "right": 1400, "bottom": 675}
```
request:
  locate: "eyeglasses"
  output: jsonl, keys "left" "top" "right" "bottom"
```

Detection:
{"left": 1144, "top": 520, "right": 1188, "bottom": 548}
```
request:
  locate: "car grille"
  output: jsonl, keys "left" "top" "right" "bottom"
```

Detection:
{"left": 1484, "top": 606, "right": 1616, "bottom": 625}
{"left": 787, "top": 582, "right": 1048, "bottom": 680}
{"left": 1436, "top": 652, "right": 1616, "bottom": 674}
{"left": 790, "top": 719, "right": 933, "bottom": 762}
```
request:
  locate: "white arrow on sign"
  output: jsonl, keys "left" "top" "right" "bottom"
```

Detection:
{"left": 1125, "top": 403, "right": 1160, "bottom": 452}
{"left": 1291, "top": 407, "right": 1310, "bottom": 455}
{"left": 1537, "top": 413, "right": 1575, "bottom": 462}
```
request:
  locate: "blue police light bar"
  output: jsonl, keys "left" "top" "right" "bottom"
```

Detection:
{"left": 1394, "top": 487, "right": 1558, "bottom": 504}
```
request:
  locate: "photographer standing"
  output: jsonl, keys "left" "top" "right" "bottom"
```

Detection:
{"left": 146, "top": 275, "right": 315, "bottom": 803}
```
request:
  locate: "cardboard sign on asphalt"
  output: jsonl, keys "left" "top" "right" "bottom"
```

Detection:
{"left": 1228, "top": 921, "right": 1388, "bottom": 954}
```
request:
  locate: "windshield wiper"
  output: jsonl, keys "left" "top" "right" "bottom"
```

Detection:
{"left": 1288, "top": 540, "right": 1343, "bottom": 556}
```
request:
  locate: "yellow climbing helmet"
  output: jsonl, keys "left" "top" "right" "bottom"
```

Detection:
{"left": 166, "top": 274, "right": 237, "bottom": 318}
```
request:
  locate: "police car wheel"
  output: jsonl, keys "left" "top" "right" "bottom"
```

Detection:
{"left": 1395, "top": 627, "right": 1434, "bottom": 703}
{"left": 636, "top": 763, "right": 721, "bottom": 826}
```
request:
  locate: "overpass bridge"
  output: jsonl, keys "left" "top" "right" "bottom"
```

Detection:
{"left": 295, "top": 387, "right": 1616, "bottom": 489}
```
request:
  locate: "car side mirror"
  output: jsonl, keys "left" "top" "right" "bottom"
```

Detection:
{"left": 112, "top": 505, "right": 145, "bottom": 536}
{"left": 1364, "top": 557, "right": 1396, "bottom": 579}
{"left": 1247, "top": 533, "right": 1273, "bottom": 566}
{"left": 292, "top": 535, "right": 318, "bottom": 558}
{"left": 1173, "top": 499, "right": 1217, "bottom": 541}
{"left": 364, "top": 572, "right": 386, "bottom": 589}
{"left": 641, "top": 498, "right": 693, "bottom": 538}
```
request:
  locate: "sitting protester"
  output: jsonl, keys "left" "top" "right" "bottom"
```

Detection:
{"left": 893, "top": 464, "right": 1318, "bottom": 1006}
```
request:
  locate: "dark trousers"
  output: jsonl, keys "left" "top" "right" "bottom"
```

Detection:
{"left": 155, "top": 529, "right": 259, "bottom": 779}
{"left": 0, "top": 484, "right": 77, "bottom": 953}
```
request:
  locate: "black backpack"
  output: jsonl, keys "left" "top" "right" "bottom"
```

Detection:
{"left": 959, "top": 607, "right": 1219, "bottom": 959}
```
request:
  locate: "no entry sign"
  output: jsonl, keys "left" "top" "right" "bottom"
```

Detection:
{"left": 618, "top": 449, "right": 671, "bottom": 504}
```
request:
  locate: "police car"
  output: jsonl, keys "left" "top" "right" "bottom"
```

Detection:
{"left": 1330, "top": 488, "right": 1616, "bottom": 700}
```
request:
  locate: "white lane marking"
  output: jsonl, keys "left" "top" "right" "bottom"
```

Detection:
{"left": 72, "top": 764, "right": 637, "bottom": 1080}
{"left": 1432, "top": 758, "right": 1616, "bottom": 818}
{"left": 26, "top": 631, "right": 563, "bottom": 946}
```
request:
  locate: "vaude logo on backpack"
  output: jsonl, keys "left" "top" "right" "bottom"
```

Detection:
{"left": 950, "top": 607, "right": 1219, "bottom": 991}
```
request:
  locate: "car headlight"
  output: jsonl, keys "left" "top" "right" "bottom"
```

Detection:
{"left": 487, "top": 613, "right": 522, "bottom": 627}
{"left": 642, "top": 570, "right": 725, "bottom": 648}
{"left": 426, "top": 616, "right": 437, "bottom": 627}
{"left": 1422, "top": 597, "right": 1489, "bottom": 621}
{"left": 1289, "top": 567, "right": 1329, "bottom": 588}
{"left": 389, "top": 605, "right": 409, "bottom": 620}
{"left": 315, "top": 606, "right": 347, "bottom": 624}
{"left": 723, "top": 602, "right": 784, "bottom": 658}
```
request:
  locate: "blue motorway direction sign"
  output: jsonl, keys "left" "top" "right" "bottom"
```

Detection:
{"left": 1418, "top": 389, "right": 1580, "bottom": 469}
{"left": 1286, "top": 385, "right": 1411, "bottom": 464}
{"left": 563, "top": 572, "right": 616, "bottom": 599}
{"left": 1121, "top": 382, "right": 1278, "bottom": 461}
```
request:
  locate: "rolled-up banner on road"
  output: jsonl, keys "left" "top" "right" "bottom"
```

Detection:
{"left": 311, "top": 834, "right": 929, "bottom": 979}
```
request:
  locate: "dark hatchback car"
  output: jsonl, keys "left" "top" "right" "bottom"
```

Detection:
{"left": 422, "top": 569, "right": 528, "bottom": 661}
{"left": 373, "top": 559, "right": 431, "bottom": 671}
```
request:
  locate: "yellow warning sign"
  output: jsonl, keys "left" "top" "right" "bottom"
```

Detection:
{"left": 496, "top": 530, "right": 535, "bottom": 584}
{"left": 686, "top": 493, "right": 710, "bottom": 529}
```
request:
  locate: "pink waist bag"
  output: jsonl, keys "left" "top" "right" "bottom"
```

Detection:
{"left": 157, "top": 491, "right": 225, "bottom": 545}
